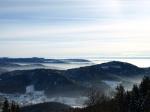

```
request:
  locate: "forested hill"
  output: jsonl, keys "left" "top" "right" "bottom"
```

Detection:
{"left": 69, "top": 76, "right": 150, "bottom": 112}
{"left": 0, "top": 61, "right": 150, "bottom": 95}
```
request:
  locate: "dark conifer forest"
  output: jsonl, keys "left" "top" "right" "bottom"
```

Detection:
{"left": 2, "top": 99, "right": 20, "bottom": 112}
{"left": 68, "top": 76, "right": 150, "bottom": 112}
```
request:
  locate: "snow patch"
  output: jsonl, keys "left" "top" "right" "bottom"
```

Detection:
{"left": 26, "top": 85, "right": 34, "bottom": 94}
{"left": 102, "top": 80, "right": 121, "bottom": 88}
{"left": 101, "top": 66, "right": 109, "bottom": 70}
{"left": 101, "top": 65, "right": 121, "bottom": 70}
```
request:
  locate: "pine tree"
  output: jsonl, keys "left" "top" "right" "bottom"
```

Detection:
{"left": 2, "top": 99, "right": 20, "bottom": 112}
{"left": 142, "top": 91, "right": 150, "bottom": 112}
{"left": 130, "top": 84, "right": 142, "bottom": 112}
{"left": 124, "top": 91, "right": 131, "bottom": 112}
{"left": 2, "top": 99, "right": 9, "bottom": 112}
{"left": 138, "top": 77, "right": 150, "bottom": 112}
{"left": 15, "top": 105, "right": 20, "bottom": 112}
{"left": 139, "top": 76, "right": 150, "bottom": 97}
{"left": 10, "top": 101, "right": 16, "bottom": 112}
{"left": 114, "top": 84, "right": 126, "bottom": 112}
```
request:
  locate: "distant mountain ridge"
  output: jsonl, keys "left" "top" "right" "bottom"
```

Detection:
{"left": 0, "top": 69, "right": 84, "bottom": 96}
{"left": 0, "top": 57, "right": 91, "bottom": 64}
{"left": 21, "top": 102, "right": 71, "bottom": 112}
{"left": 0, "top": 62, "right": 21, "bottom": 67}
{"left": 0, "top": 68, "right": 7, "bottom": 74}
{"left": 0, "top": 61, "right": 149, "bottom": 96}
{"left": 65, "top": 61, "right": 147, "bottom": 81}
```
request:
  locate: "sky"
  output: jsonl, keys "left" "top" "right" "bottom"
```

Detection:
{"left": 0, "top": 0, "right": 150, "bottom": 58}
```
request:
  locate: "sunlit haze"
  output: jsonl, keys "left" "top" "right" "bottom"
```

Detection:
{"left": 1, "top": 0, "right": 150, "bottom": 58}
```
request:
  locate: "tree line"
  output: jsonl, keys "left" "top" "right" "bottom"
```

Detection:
{"left": 68, "top": 76, "right": 150, "bottom": 112}
{"left": 2, "top": 99, "right": 20, "bottom": 112}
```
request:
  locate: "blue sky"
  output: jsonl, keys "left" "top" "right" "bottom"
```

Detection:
{"left": 0, "top": 0, "right": 150, "bottom": 58}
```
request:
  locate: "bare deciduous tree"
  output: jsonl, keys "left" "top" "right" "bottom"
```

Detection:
{"left": 85, "top": 88, "right": 109, "bottom": 106}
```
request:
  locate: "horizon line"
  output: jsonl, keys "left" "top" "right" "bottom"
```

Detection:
{"left": 0, "top": 56, "right": 150, "bottom": 59}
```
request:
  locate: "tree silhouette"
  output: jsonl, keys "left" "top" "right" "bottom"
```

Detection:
{"left": 2, "top": 99, "right": 9, "bottom": 112}
{"left": 2, "top": 99, "right": 20, "bottom": 112}
{"left": 70, "top": 76, "right": 150, "bottom": 112}
{"left": 114, "top": 84, "right": 126, "bottom": 112}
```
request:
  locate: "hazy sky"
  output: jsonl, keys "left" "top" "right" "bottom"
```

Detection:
{"left": 0, "top": 0, "right": 150, "bottom": 58}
